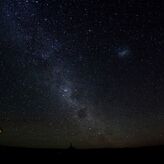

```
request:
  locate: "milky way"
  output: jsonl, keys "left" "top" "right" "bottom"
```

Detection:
{"left": 0, "top": 0, "right": 164, "bottom": 148}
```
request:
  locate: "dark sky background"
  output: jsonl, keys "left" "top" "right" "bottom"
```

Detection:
{"left": 0, "top": 0, "right": 164, "bottom": 148}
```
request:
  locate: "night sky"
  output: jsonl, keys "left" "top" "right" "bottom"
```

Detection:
{"left": 0, "top": 0, "right": 164, "bottom": 148}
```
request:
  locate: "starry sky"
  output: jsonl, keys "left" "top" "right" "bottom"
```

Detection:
{"left": 0, "top": 0, "right": 164, "bottom": 148}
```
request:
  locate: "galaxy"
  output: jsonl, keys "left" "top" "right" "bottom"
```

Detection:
{"left": 0, "top": 0, "right": 164, "bottom": 148}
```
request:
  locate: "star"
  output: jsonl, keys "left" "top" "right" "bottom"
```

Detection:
{"left": 0, "top": 129, "right": 3, "bottom": 134}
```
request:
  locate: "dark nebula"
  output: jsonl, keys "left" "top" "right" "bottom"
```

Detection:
{"left": 77, "top": 108, "right": 87, "bottom": 119}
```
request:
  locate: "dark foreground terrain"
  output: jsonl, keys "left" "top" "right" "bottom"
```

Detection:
{"left": 0, "top": 145, "right": 164, "bottom": 162}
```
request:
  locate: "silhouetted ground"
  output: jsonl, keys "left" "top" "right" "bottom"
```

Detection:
{"left": 0, "top": 145, "right": 164, "bottom": 162}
